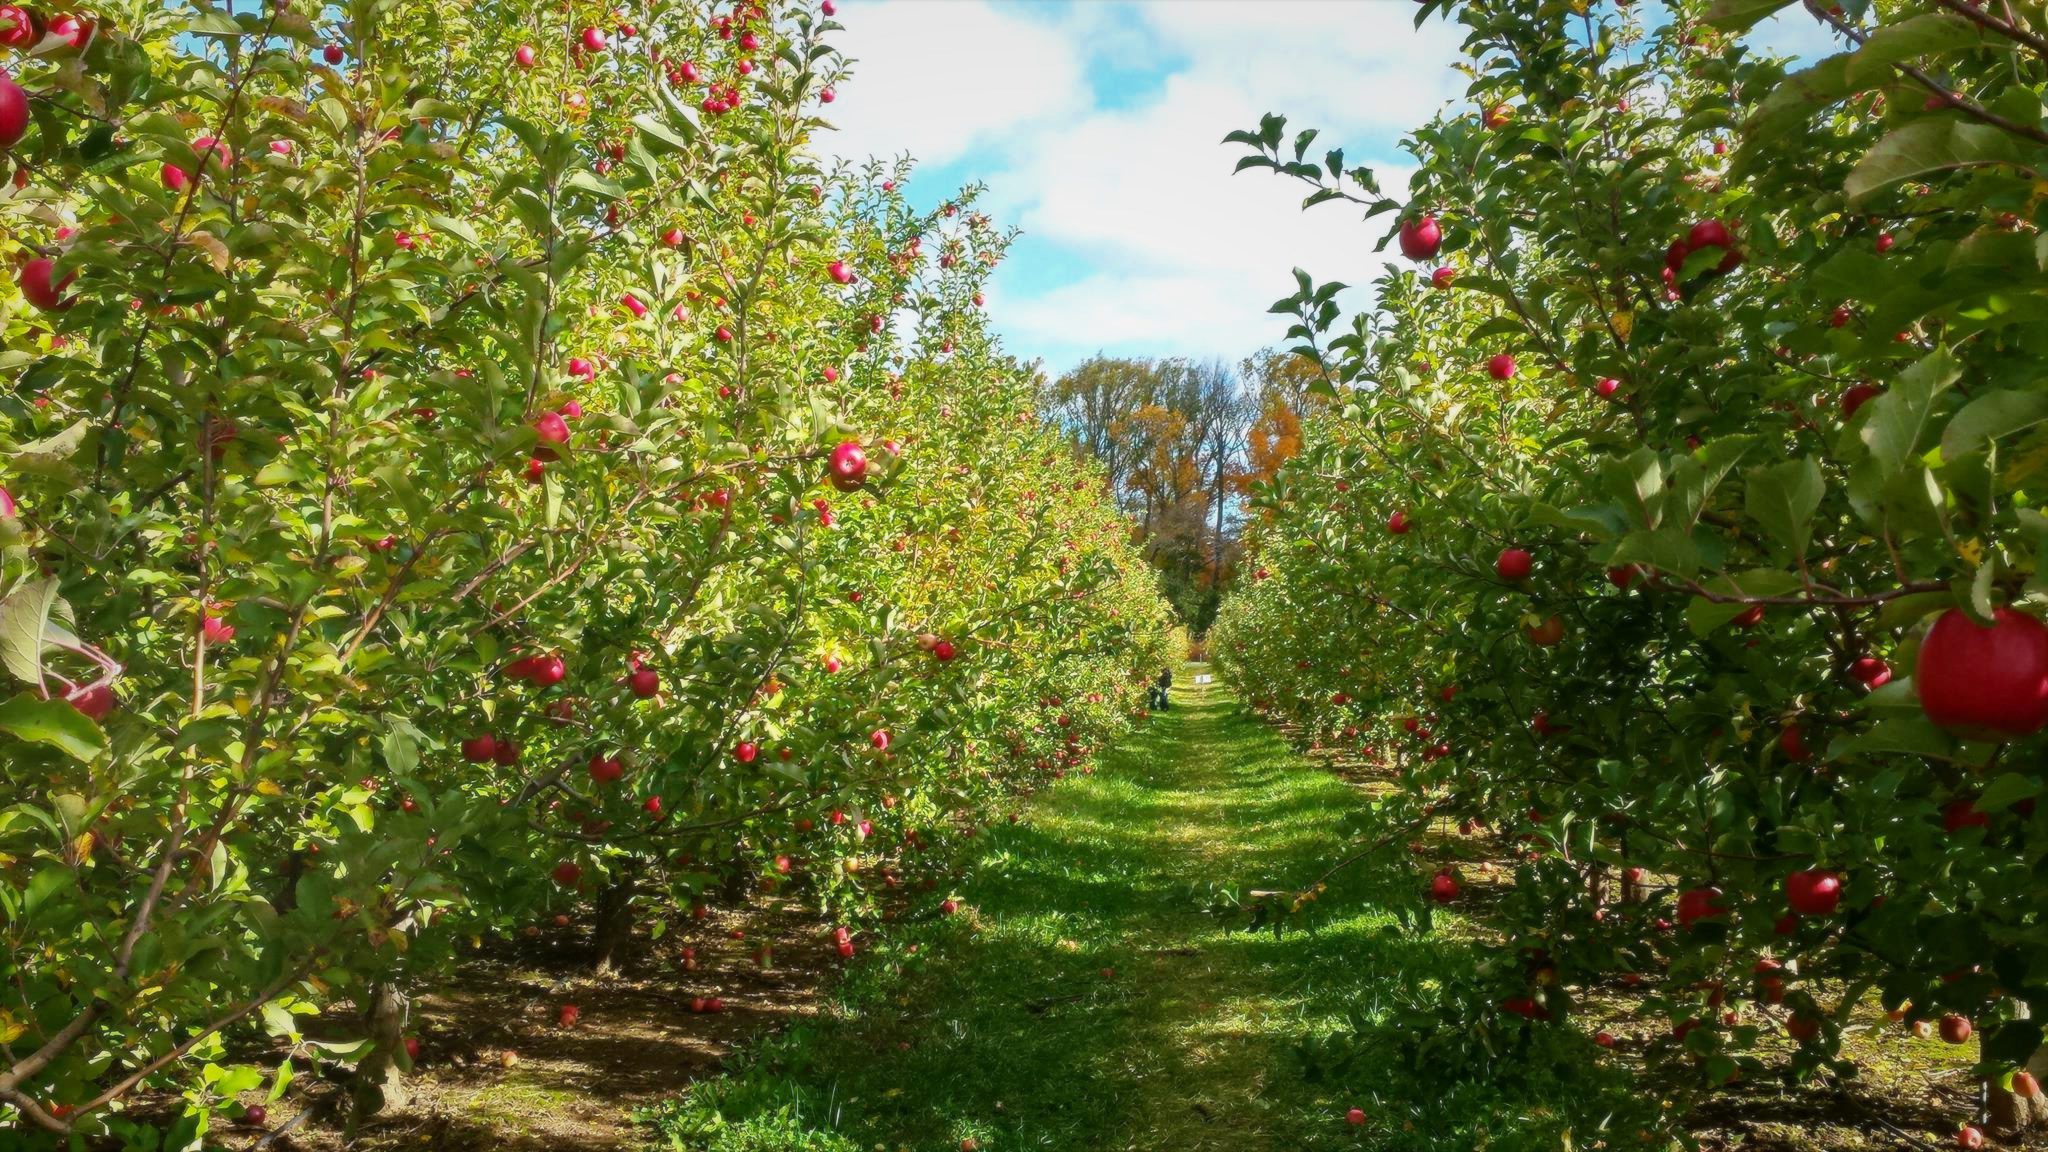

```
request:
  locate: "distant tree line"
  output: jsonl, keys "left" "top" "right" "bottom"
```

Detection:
{"left": 1039, "top": 349, "right": 1323, "bottom": 632}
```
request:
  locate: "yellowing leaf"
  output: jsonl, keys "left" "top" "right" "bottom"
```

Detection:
{"left": 0, "top": 1009, "right": 25, "bottom": 1044}
{"left": 184, "top": 231, "right": 231, "bottom": 272}
{"left": 1611, "top": 311, "right": 1634, "bottom": 341}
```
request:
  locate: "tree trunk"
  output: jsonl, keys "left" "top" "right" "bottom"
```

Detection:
{"left": 271, "top": 849, "right": 305, "bottom": 914}
{"left": 591, "top": 866, "right": 640, "bottom": 976}
{"left": 718, "top": 857, "right": 754, "bottom": 906}
{"left": 1210, "top": 460, "right": 1227, "bottom": 585}
{"left": 349, "top": 981, "right": 411, "bottom": 1124}
{"left": 1986, "top": 1004, "right": 2048, "bottom": 1136}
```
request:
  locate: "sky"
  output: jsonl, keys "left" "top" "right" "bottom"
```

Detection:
{"left": 816, "top": 1, "right": 1839, "bottom": 381}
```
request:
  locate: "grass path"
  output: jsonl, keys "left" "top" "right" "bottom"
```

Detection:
{"left": 646, "top": 671, "right": 1627, "bottom": 1152}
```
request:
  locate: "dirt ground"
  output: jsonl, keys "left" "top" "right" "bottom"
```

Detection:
{"left": 206, "top": 894, "right": 842, "bottom": 1152}
{"left": 1286, "top": 726, "right": 2045, "bottom": 1152}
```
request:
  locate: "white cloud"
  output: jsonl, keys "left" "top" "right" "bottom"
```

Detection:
{"left": 818, "top": 1, "right": 1467, "bottom": 374}
{"left": 821, "top": 3, "right": 1087, "bottom": 168}
{"left": 1749, "top": 6, "right": 1845, "bottom": 62}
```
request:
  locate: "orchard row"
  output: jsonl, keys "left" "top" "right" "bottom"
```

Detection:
{"left": 1216, "top": 0, "right": 2048, "bottom": 1145}
{"left": 0, "top": 0, "right": 1171, "bottom": 1144}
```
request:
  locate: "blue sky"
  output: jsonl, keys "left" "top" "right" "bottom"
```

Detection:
{"left": 819, "top": 1, "right": 1838, "bottom": 381}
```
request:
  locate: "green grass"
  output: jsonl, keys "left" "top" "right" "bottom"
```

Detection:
{"left": 641, "top": 673, "right": 1653, "bottom": 1152}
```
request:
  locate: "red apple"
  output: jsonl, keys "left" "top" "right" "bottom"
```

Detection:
{"left": 1525, "top": 615, "right": 1565, "bottom": 647}
{"left": 1676, "top": 886, "right": 1725, "bottom": 928}
{"left": 827, "top": 259, "right": 854, "bottom": 284}
{"left": 627, "top": 665, "right": 659, "bottom": 698}
{"left": 1957, "top": 1125, "right": 1984, "bottom": 1150}
{"left": 1486, "top": 353, "right": 1516, "bottom": 380}
{"left": 0, "top": 7, "right": 34, "bottom": 49}
{"left": 244, "top": 1104, "right": 268, "bottom": 1126}
{"left": 550, "top": 860, "right": 581, "bottom": 887}
{"left": 557, "top": 1003, "right": 581, "bottom": 1028}
{"left": 46, "top": 12, "right": 86, "bottom": 51}
{"left": 588, "top": 754, "right": 623, "bottom": 784}
{"left": 1398, "top": 215, "right": 1442, "bottom": 261}
{"left": 1849, "top": 656, "right": 1892, "bottom": 687}
{"left": 1429, "top": 870, "right": 1459, "bottom": 904}
{"left": 1346, "top": 1107, "right": 1366, "bottom": 1126}
{"left": 67, "top": 683, "right": 114, "bottom": 720}
{"left": 1777, "top": 724, "right": 1809, "bottom": 762}
{"left": 1940, "top": 1014, "right": 1972, "bottom": 1044}
{"left": 1594, "top": 377, "right": 1620, "bottom": 399}
{"left": 580, "top": 26, "right": 606, "bottom": 51}
{"left": 1917, "top": 607, "right": 2048, "bottom": 736}
{"left": 460, "top": 734, "right": 498, "bottom": 763}
{"left": 18, "top": 256, "right": 73, "bottom": 312}
{"left": 0, "top": 73, "right": 27, "bottom": 151}
{"left": 734, "top": 740, "right": 759, "bottom": 763}
{"left": 1496, "top": 547, "right": 1533, "bottom": 582}
{"left": 1430, "top": 267, "right": 1455, "bottom": 289}
{"left": 1840, "top": 382, "right": 1882, "bottom": 418}
{"left": 1785, "top": 869, "right": 1841, "bottom": 916}
{"left": 1387, "top": 509, "right": 1411, "bottom": 535}
{"left": 1944, "top": 798, "right": 1990, "bottom": 834}
{"left": 514, "top": 43, "right": 535, "bottom": 67}
{"left": 828, "top": 440, "right": 868, "bottom": 491}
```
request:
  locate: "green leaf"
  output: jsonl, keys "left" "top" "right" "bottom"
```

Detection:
{"left": 1986, "top": 1019, "right": 2046, "bottom": 1064}
{"left": 1609, "top": 526, "right": 1700, "bottom": 580}
{"left": 1859, "top": 348, "right": 1962, "bottom": 481}
{"left": 1744, "top": 54, "right": 1854, "bottom": 150}
{"left": 24, "top": 865, "right": 70, "bottom": 912}
{"left": 381, "top": 717, "right": 421, "bottom": 776}
{"left": 1846, "top": 120, "right": 2028, "bottom": 207}
{"left": 1844, "top": 14, "right": 1993, "bottom": 89}
{"left": 1975, "top": 772, "right": 2041, "bottom": 813}
{"left": 185, "top": 10, "right": 245, "bottom": 37}
{"left": 562, "top": 170, "right": 624, "bottom": 201}
{"left": 0, "top": 693, "right": 107, "bottom": 760}
{"left": 1602, "top": 447, "right": 1664, "bottom": 530}
{"left": 1939, "top": 388, "right": 2048, "bottom": 461}
{"left": 0, "top": 577, "right": 61, "bottom": 685}
{"left": 1829, "top": 713, "right": 1954, "bottom": 758}
{"left": 1704, "top": 0, "right": 1795, "bottom": 33}
{"left": 632, "top": 112, "right": 694, "bottom": 153}
{"left": 1744, "top": 457, "right": 1824, "bottom": 563}
{"left": 1667, "top": 436, "right": 1758, "bottom": 531}
{"left": 7, "top": 419, "right": 90, "bottom": 477}
{"left": 425, "top": 214, "right": 481, "bottom": 248}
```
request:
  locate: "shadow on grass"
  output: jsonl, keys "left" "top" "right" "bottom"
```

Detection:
{"left": 641, "top": 681, "right": 1653, "bottom": 1152}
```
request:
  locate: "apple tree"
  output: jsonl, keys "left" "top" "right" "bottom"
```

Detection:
{"left": 0, "top": 0, "right": 1169, "bottom": 1143}
{"left": 1215, "top": 0, "right": 2048, "bottom": 1142}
